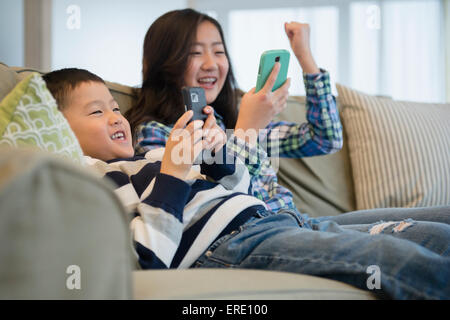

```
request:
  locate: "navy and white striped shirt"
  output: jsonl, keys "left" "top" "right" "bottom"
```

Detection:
{"left": 85, "top": 146, "right": 266, "bottom": 269}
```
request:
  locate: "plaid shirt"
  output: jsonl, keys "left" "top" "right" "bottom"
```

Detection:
{"left": 135, "top": 69, "right": 342, "bottom": 213}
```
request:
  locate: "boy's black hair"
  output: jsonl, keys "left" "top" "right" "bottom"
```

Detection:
{"left": 43, "top": 68, "right": 105, "bottom": 110}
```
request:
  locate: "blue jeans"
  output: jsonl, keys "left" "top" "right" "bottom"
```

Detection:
{"left": 193, "top": 206, "right": 450, "bottom": 299}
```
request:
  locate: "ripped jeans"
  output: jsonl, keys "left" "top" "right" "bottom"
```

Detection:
{"left": 193, "top": 206, "right": 450, "bottom": 299}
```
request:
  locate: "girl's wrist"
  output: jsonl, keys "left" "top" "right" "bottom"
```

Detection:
{"left": 296, "top": 52, "right": 320, "bottom": 74}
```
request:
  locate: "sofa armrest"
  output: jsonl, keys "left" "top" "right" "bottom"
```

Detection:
{"left": 0, "top": 147, "right": 134, "bottom": 299}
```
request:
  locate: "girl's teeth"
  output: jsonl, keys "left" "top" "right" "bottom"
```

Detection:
{"left": 199, "top": 78, "right": 216, "bottom": 83}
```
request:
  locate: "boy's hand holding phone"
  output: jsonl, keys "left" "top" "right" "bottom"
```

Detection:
{"left": 201, "top": 106, "right": 228, "bottom": 154}
{"left": 160, "top": 110, "right": 204, "bottom": 180}
{"left": 161, "top": 108, "right": 227, "bottom": 181}
{"left": 182, "top": 86, "right": 226, "bottom": 152}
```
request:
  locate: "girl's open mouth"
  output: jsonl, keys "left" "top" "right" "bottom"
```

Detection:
{"left": 198, "top": 77, "right": 217, "bottom": 89}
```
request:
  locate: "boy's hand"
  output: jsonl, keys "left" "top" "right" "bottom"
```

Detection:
{"left": 235, "top": 63, "right": 291, "bottom": 145}
{"left": 284, "top": 22, "right": 320, "bottom": 74}
{"left": 160, "top": 110, "right": 206, "bottom": 180}
{"left": 201, "top": 106, "right": 228, "bottom": 153}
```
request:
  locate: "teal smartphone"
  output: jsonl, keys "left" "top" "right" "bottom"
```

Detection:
{"left": 255, "top": 49, "right": 290, "bottom": 93}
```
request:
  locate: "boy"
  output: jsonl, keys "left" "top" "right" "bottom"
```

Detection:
{"left": 43, "top": 68, "right": 450, "bottom": 299}
{"left": 43, "top": 68, "right": 266, "bottom": 270}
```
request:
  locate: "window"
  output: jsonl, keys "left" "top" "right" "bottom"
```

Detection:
{"left": 350, "top": 1, "right": 444, "bottom": 102}
{"left": 229, "top": 7, "right": 338, "bottom": 96}
{"left": 199, "top": 0, "right": 446, "bottom": 103}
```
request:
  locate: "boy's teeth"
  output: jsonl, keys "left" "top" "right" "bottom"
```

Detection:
{"left": 111, "top": 132, "right": 124, "bottom": 140}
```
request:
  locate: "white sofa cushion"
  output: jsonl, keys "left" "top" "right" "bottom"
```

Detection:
{"left": 133, "top": 269, "right": 376, "bottom": 300}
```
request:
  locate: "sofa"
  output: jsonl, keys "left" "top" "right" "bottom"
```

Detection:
{"left": 1, "top": 61, "right": 449, "bottom": 300}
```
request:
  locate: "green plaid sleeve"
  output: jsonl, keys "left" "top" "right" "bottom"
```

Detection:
{"left": 225, "top": 134, "right": 268, "bottom": 177}
{"left": 263, "top": 69, "right": 343, "bottom": 158}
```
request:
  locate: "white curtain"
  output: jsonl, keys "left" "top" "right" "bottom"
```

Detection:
{"left": 445, "top": 0, "right": 450, "bottom": 102}
{"left": 227, "top": 0, "right": 445, "bottom": 103}
{"left": 229, "top": 7, "right": 339, "bottom": 96}
{"left": 379, "top": 0, "right": 444, "bottom": 103}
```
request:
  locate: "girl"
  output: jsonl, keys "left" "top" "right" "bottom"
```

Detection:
{"left": 119, "top": 9, "right": 450, "bottom": 299}
{"left": 125, "top": 8, "right": 342, "bottom": 217}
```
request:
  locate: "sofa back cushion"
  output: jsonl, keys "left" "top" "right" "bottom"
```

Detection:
{"left": 9, "top": 65, "right": 138, "bottom": 115}
{"left": 0, "top": 63, "right": 19, "bottom": 102}
{"left": 2, "top": 64, "right": 355, "bottom": 217}
{"left": 275, "top": 96, "right": 356, "bottom": 217}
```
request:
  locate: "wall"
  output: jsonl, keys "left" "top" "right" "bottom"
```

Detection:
{"left": 51, "top": 0, "right": 186, "bottom": 86}
{"left": 0, "top": 0, "right": 24, "bottom": 67}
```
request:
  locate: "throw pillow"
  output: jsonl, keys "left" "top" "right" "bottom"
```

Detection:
{"left": 0, "top": 73, "right": 84, "bottom": 163}
{"left": 336, "top": 83, "right": 450, "bottom": 210}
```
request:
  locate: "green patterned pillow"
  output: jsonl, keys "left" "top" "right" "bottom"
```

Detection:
{"left": 0, "top": 73, "right": 84, "bottom": 163}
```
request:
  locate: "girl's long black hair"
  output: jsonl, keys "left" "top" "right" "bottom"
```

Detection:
{"left": 125, "top": 9, "right": 239, "bottom": 137}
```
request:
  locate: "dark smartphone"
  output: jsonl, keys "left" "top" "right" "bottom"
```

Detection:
{"left": 182, "top": 87, "right": 208, "bottom": 122}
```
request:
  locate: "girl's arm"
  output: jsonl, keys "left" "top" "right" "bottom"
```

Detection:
{"left": 197, "top": 107, "right": 257, "bottom": 193}
{"left": 262, "top": 70, "right": 343, "bottom": 158}
{"left": 234, "top": 22, "right": 342, "bottom": 159}
{"left": 284, "top": 22, "right": 320, "bottom": 74}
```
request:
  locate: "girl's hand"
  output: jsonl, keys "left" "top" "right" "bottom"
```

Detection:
{"left": 235, "top": 62, "right": 291, "bottom": 145}
{"left": 160, "top": 110, "right": 206, "bottom": 180}
{"left": 201, "top": 106, "right": 228, "bottom": 153}
{"left": 284, "top": 22, "right": 320, "bottom": 74}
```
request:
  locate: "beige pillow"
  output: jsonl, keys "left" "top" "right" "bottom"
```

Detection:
{"left": 336, "top": 83, "right": 450, "bottom": 210}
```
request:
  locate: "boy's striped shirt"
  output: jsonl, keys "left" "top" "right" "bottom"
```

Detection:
{"left": 85, "top": 146, "right": 266, "bottom": 269}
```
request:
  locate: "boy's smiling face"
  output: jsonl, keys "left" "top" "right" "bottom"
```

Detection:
{"left": 62, "top": 81, "right": 134, "bottom": 161}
